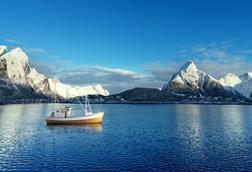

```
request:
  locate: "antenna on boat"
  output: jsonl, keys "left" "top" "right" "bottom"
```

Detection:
{"left": 54, "top": 81, "right": 57, "bottom": 104}
{"left": 66, "top": 85, "right": 69, "bottom": 100}
{"left": 78, "top": 98, "right": 85, "bottom": 112}
{"left": 77, "top": 95, "right": 92, "bottom": 116}
{"left": 85, "top": 95, "right": 92, "bottom": 115}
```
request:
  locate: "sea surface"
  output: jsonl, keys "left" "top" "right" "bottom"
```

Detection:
{"left": 0, "top": 104, "right": 252, "bottom": 171}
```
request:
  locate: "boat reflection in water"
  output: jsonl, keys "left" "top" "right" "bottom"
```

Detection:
{"left": 46, "top": 123, "right": 103, "bottom": 134}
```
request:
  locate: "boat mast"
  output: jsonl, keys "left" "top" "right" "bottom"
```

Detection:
{"left": 66, "top": 85, "right": 69, "bottom": 100}
{"left": 78, "top": 98, "right": 85, "bottom": 112}
{"left": 87, "top": 95, "right": 92, "bottom": 113}
{"left": 84, "top": 95, "right": 87, "bottom": 114}
{"left": 85, "top": 95, "right": 92, "bottom": 115}
{"left": 54, "top": 82, "right": 56, "bottom": 104}
{"left": 78, "top": 95, "right": 92, "bottom": 116}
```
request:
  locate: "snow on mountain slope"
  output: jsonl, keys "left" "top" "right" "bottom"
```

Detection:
{"left": 162, "top": 61, "right": 201, "bottom": 93}
{"left": 162, "top": 61, "right": 252, "bottom": 99}
{"left": 0, "top": 46, "right": 7, "bottom": 56}
{"left": 27, "top": 68, "right": 110, "bottom": 98}
{"left": 0, "top": 47, "right": 30, "bottom": 83}
{"left": 235, "top": 79, "right": 252, "bottom": 99}
{"left": 27, "top": 68, "right": 49, "bottom": 94}
{"left": 236, "top": 72, "right": 252, "bottom": 99}
{"left": 163, "top": 61, "right": 228, "bottom": 97}
{"left": 218, "top": 72, "right": 252, "bottom": 99}
{"left": 45, "top": 78, "right": 109, "bottom": 98}
{"left": 239, "top": 72, "right": 252, "bottom": 82}
{"left": 0, "top": 46, "right": 109, "bottom": 99}
{"left": 70, "top": 84, "right": 110, "bottom": 97}
{"left": 218, "top": 73, "right": 241, "bottom": 87}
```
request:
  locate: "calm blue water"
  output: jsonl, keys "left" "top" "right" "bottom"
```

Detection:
{"left": 0, "top": 104, "right": 252, "bottom": 171}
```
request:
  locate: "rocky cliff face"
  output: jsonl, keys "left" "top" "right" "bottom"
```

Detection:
{"left": 0, "top": 46, "right": 109, "bottom": 100}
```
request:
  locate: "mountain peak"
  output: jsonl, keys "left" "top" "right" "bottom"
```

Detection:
{"left": 243, "top": 72, "right": 252, "bottom": 76}
{"left": 179, "top": 61, "right": 198, "bottom": 72}
{"left": 12, "top": 47, "right": 28, "bottom": 57}
{"left": 218, "top": 73, "right": 241, "bottom": 87}
{"left": 163, "top": 60, "right": 227, "bottom": 97}
{"left": 13, "top": 47, "right": 22, "bottom": 51}
{"left": 3, "top": 47, "right": 29, "bottom": 62}
{"left": 240, "top": 72, "right": 252, "bottom": 82}
{"left": 0, "top": 47, "right": 30, "bottom": 83}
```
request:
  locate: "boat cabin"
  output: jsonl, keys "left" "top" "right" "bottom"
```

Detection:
{"left": 50, "top": 107, "right": 71, "bottom": 118}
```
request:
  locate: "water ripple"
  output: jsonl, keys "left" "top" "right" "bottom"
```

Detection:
{"left": 1, "top": 104, "right": 252, "bottom": 171}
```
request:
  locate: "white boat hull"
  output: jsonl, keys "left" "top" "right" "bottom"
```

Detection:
{"left": 46, "top": 112, "right": 104, "bottom": 125}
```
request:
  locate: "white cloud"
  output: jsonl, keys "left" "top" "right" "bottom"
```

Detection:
{"left": 191, "top": 44, "right": 232, "bottom": 59}
{"left": 143, "top": 62, "right": 180, "bottom": 81}
{"left": 192, "top": 47, "right": 207, "bottom": 52}
{"left": 91, "top": 66, "right": 144, "bottom": 78}
{"left": 196, "top": 59, "right": 252, "bottom": 78}
{"left": 142, "top": 40, "right": 252, "bottom": 83}
{"left": 29, "top": 40, "right": 252, "bottom": 94}
{"left": 24, "top": 47, "right": 47, "bottom": 55}
{"left": 57, "top": 65, "right": 159, "bottom": 94}
{"left": 4, "top": 38, "right": 23, "bottom": 44}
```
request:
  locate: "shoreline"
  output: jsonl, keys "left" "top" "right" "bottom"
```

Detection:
{"left": 0, "top": 100, "right": 251, "bottom": 106}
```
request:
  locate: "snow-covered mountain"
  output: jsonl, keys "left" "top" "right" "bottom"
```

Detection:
{"left": 218, "top": 73, "right": 241, "bottom": 87}
{"left": 240, "top": 72, "right": 252, "bottom": 82}
{"left": 0, "top": 46, "right": 109, "bottom": 99}
{"left": 162, "top": 61, "right": 252, "bottom": 100}
{"left": 27, "top": 68, "right": 109, "bottom": 98}
{"left": 235, "top": 80, "right": 252, "bottom": 99}
{"left": 219, "top": 72, "right": 252, "bottom": 99}
{"left": 162, "top": 61, "right": 234, "bottom": 97}
{"left": 1, "top": 47, "right": 31, "bottom": 83}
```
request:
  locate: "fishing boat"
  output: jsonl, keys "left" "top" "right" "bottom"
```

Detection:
{"left": 46, "top": 96, "right": 104, "bottom": 125}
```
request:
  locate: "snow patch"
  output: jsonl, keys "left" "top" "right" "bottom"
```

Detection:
{"left": 239, "top": 72, "right": 252, "bottom": 82}
{"left": 0, "top": 47, "right": 30, "bottom": 83}
{"left": 218, "top": 73, "right": 241, "bottom": 87}
{"left": 235, "top": 79, "right": 252, "bottom": 98}
{"left": 0, "top": 46, "right": 7, "bottom": 56}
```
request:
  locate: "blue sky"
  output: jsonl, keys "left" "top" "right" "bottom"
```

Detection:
{"left": 1, "top": 0, "right": 252, "bottom": 93}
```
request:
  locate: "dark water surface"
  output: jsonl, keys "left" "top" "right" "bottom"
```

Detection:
{"left": 0, "top": 104, "right": 252, "bottom": 171}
